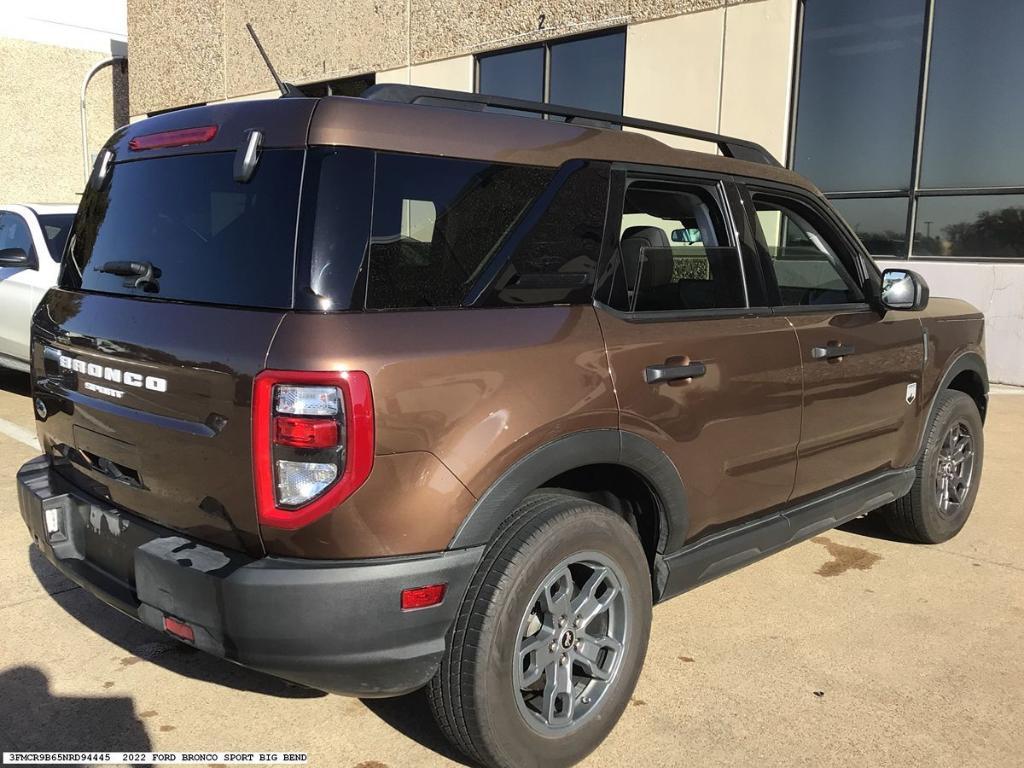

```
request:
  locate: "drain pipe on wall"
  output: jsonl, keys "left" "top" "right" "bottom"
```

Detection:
{"left": 81, "top": 56, "right": 126, "bottom": 185}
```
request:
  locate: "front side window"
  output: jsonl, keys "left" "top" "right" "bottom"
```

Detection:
{"left": 0, "top": 212, "right": 34, "bottom": 258}
{"left": 608, "top": 179, "right": 745, "bottom": 313}
{"left": 752, "top": 195, "right": 865, "bottom": 306}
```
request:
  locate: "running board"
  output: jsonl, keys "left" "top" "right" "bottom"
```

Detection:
{"left": 656, "top": 467, "right": 915, "bottom": 601}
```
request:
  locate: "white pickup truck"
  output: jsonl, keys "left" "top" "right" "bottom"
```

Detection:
{"left": 0, "top": 203, "right": 76, "bottom": 372}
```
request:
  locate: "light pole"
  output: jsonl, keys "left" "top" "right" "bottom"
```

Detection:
{"left": 80, "top": 56, "right": 127, "bottom": 186}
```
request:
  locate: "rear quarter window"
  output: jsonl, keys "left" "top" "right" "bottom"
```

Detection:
{"left": 63, "top": 150, "right": 303, "bottom": 308}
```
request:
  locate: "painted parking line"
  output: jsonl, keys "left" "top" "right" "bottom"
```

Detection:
{"left": 0, "top": 417, "right": 39, "bottom": 449}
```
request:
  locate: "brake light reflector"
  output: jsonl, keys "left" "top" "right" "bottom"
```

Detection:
{"left": 274, "top": 416, "right": 340, "bottom": 448}
{"left": 401, "top": 584, "right": 447, "bottom": 611}
{"left": 163, "top": 616, "right": 195, "bottom": 643}
{"left": 253, "top": 370, "right": 374, "bottom": 530}
{"left": 128, "top": 125, "right": 218, "bottom": 151}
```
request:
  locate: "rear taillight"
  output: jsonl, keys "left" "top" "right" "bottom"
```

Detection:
{"left": 252, "top": 370, "right": 374, "bottom": 530}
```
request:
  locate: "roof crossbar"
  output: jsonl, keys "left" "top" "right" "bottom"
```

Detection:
{"left": 361, "top": 84, "right": 781, "bottom": 167}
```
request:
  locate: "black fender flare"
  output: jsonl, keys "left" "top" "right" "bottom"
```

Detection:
{"left": 447, "top": 429, "right": 688, "bottom": 554}
{"left": 915, "top": 351, "right": 988, "bottom": 462}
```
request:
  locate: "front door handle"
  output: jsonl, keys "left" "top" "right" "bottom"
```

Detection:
{"left": 645, "top": 361, "right": 707, "bottom": 384}
{"left": 811, "top": 343, "right": 856, "bottom": 360}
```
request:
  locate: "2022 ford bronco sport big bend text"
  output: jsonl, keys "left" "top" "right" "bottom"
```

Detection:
{"left": 18, "top": 85, "right": 987, "bottom": 767}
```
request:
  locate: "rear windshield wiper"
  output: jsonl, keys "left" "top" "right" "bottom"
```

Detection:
{"left": 96, "top": 260, "right": 162, "bottom": 293}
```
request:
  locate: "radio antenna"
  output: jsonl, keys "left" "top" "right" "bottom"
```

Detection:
{"left": 246, "top": 23, "right": 302, "bottom": 98}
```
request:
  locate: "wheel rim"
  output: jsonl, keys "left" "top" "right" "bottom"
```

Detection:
{"left": 513, "top": 552, "right": 629, "bottom": 734}
{"left": 934, "top": 420, "right": 975, "bottom": 517}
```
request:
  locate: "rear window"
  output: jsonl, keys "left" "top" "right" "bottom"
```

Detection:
{"left": 63, "top": 151, "right": 303, "bottom": 308}
{"left": 37, "top": 214, "right": 74, "bottom": 262}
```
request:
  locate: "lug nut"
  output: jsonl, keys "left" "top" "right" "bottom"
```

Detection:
{"left": 560, "top": 654, "right": 569, "bottom": 665}
{"left": 558, "top": 616, "right": 566, "bottom": 628}
{"left": 575, "top": 641, "right": 582, "bottom": 651}
{"left": 574, "top": 617, "right": 581, "bottom": 628}
{"left": 549, "top": 641, "right": 558, "bottom": 653}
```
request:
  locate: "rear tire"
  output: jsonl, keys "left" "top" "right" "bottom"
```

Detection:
{"left": 885, "top": 389, "right": 983, "bottom": 543}
{"left": 429, "top": 493, "right": 652, "bottom": 768}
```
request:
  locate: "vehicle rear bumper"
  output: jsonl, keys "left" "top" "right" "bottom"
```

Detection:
{"left": 17, "top": 455, "right": 482, "bottom": 697}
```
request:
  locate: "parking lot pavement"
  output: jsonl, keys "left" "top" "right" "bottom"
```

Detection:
{"left": 1, "top": 368, "right": 1022, "bottom": 768}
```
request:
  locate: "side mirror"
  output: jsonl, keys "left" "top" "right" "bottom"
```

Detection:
{"left": 0, "top": 247, "right": 34, "bottom": 268}
{"left": 880, "top": 268, "right": 929, "bottom": 311}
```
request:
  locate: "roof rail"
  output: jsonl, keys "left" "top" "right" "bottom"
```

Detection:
{"left": 361, "top": 84, "right": 781, "bottom": 167}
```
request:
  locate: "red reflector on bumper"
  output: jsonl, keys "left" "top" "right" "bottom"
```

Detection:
{"left": 163, "top": 616, "right": 195, "bottom": 642}
{"left": 273, "top": 416, "right": 340, "bottom": 448}
{"left": 401, "top": 584, "right": 447, "bottom": 611}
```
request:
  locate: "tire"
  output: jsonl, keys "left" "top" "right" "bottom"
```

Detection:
{"left": 886, "top": 389, "right": 984, "bottom": 543}
{"left": 429, "top": 493, "right": 652, "bottom": 768}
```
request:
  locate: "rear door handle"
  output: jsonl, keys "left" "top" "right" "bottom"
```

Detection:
{"left": 644, "top": 361, "right": 707, "bottom": 384}
{"left": 811, "top": 343, "right": 856, "bottom": 360}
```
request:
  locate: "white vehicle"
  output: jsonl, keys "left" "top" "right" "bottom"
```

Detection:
{"left": 0, "top": 204, "right": 76, "bottom": 372}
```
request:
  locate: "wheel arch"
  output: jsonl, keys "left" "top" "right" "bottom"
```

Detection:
{"left": 447, "top": 430, "right": 688, "bottom": 567}
{"left": 917, "top": 351, "right": 989, "bottom": 462}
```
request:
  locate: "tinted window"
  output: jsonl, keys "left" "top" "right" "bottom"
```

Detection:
{"left": 920, "top": 0, "right": 1024, "bottom": 188}
{"left": 64, "top": 151, "right": 303, "bottom": 308}
{"left": 610, "top": 181, "right": 745, "bottom": 313}
{"left": 478, "top": 46, "right": 545, "bottom": 104}
{"left": 830, "top": 197, "right": 909, "bottom": 257}
{"left": 753, "top": 196, "right": 864, "bottom": 306}
{"left": 913, "top": 195, "right": 1024, "bottom": 259}
{"left": 0, "top": 212, "right": 34, "bottom": 256}
{"left": 366, "top": 154, "right": 553, "bottom": 309}
{"left": 549, "top": 31, "right": 625, "bottom": 115}
{"left": 298, "top": 148, "right": 374, "bottom": 311}
{"left": 37, "top": 213, "right": 75, "bottom": 261}
{"left": 793, "top": 0, "right": 925, "bottom": 192}
{"left": 484, "top": 161, "right": 610, "bottom": 306}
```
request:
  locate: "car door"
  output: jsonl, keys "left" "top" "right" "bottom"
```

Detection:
{"left": 742, "top": 184, "right": 924, "bottom": 499}
{"left": 0, "top": 210, "right": 41, "bottom": 363}
{"left": 595, "top": 170, "right": 803, "bottom": 543}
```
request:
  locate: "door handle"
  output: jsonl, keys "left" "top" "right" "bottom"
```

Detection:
{"left": 644, "top": 361, "right": 707, "bottom": 384}
{"left": 811, "top": 343, "right": 856, "bottom": 360}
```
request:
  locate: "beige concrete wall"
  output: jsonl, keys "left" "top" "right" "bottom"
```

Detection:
{"left": 0, "top": 37, "right": 128, "bottom": 205}
{"left": 719, "top": 0, "right": 797, "bottom": 161}
{"left": 623, "top": 0, "right": 795, "bottom": 160}
{"left": 377, "top": 56, "right": 474, "bottom": 90}
{"left": 127, "top": 0, "right": 761, "bottom": 117}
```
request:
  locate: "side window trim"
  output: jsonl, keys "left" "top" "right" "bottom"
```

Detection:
{"left": 601, "top": 166, "right": 752, "bottom": 317}
{"left": 742, "top": 182, "right": 872, "bottom": 310}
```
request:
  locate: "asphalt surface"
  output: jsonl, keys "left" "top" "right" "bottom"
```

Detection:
{"left": 0, "top": 367, "right": 1022, "bottom": 767}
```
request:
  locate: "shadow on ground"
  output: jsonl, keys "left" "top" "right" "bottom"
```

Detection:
{"left": 838, "top": 508, "right": 908, "bottom": 543}
{"left": 361, "top": 689, "right": 474, "bottom": 767}
{"left": 0, "top": 369, "right": 30, "bottom": 397}
{"left": 27, "top": 546, "right": 325, "bottom": 700}
{"left": 0, "top": 666, "right": 152, "bottom": 753}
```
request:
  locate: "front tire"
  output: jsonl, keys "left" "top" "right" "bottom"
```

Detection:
{"left": 886, "top": 389, "right": 984, "bottom": 543}
{"left": 429, "top": 493, "right": 652, "bottom": 768}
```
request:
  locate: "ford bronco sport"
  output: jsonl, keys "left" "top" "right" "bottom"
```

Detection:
{"left": 18, "top": 85, "right": 987, "bottom": 768}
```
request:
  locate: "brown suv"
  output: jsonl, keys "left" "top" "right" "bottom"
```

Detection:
{"left": 17, "top": 85, "right": 987, "bottom": 767}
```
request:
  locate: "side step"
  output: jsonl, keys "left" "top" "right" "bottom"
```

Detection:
{"left": 656, "top": 467, "right": 915, "bottom": 601}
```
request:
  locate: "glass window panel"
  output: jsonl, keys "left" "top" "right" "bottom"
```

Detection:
{"left": 478, "top": 46, "right": 545, "bottom": 103}
{"left": 920, "top": 0, "right": 1024, "bottom": 188}
{"left": 830, "top": 197, "right": 909, "bottom": 257}
{"left": 366, "top": 153, "right": 553, "bottom": 309}
{"left": 549, "top": 31, "right": 625, "bottom": 115}
{"left": 793, "top": 0, "right": 925, "bottom": 193}
{"left": 913, "top": 195, "right": 1024, "bottom": 259}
